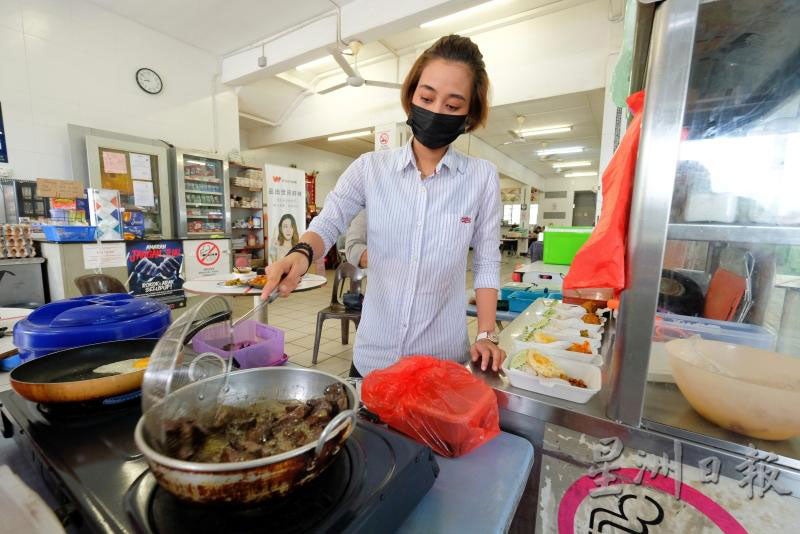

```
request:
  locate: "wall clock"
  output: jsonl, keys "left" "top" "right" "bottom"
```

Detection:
{"left": 136, "top": 68, "right": 163, "bottom": 95}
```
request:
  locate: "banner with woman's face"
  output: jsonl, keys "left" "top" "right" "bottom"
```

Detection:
{"left": 264, "top": 165, "right": 307, "bottom": 265}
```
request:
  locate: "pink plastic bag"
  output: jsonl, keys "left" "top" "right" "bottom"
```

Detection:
{"left": 362, "top": 356, "right": 500, "bottom": 457}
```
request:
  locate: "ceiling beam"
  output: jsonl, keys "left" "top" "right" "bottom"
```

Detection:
{"left": 221, "top": 0, "right": 484, "bottom": 85}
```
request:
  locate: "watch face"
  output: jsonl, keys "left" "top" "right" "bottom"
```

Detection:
{"left": 136, "top": 68, "right": 163, "bottom": 94}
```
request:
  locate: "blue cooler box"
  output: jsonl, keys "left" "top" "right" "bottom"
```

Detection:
{"left": 11, "top": 293, "right": 171, "bottom": 366}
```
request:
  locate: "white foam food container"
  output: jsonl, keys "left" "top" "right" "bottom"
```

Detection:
{"left": 520, "top": 328, "right": 602, "bottom": 348}
{"left": 503, "top": 352, "right": 602, "bottom": 404}
{"left": 512, "top": 339, "right": 603, "bottom": 366}
{"left": 550, "top": 317, "right": 604, "bottom": 333}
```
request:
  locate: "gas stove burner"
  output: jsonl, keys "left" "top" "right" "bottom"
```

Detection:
{"left": 127, "top": 443, "right": 359, "bottom": 534}
{"left": 36, "top": 391, "right": 141, "bottom": 424}
{"left": 1, "top": 388, "right": 437, "bottom": 534}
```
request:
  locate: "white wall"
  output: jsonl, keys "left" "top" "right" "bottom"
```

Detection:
{"left": 0, "top": 0, "right": 240, "bottom": 181}
{"left": 241, "top": 143, "right": 355, "bottom": 207}
{"left": 539, "top": 176, "right": 598, "bottom": 227}
{"left": 246, "top": 0, "right": 620, "bottom": 147}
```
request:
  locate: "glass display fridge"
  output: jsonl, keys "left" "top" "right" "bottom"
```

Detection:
{"left": 476, "top": 1, "right": 800, "bottom": 530}
{"left": 171, "top": 149, "right": 231, "bottom": 238}
{"left": 609, "top": 0, "right": 800, "bottom": 467}
{"left": 0, "top": 179, "right": 49, "bottom": 223}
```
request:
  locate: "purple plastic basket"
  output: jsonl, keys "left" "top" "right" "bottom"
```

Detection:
{"left": 191, "top": 320, "right": 286, "bottom": 369}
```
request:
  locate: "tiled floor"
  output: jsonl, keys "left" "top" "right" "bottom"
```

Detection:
{"left": 225, "top": 253, "right": 522, "bottom": 377}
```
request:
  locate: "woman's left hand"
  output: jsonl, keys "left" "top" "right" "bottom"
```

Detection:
{"left": 470, "top": 340, "right": 506, "bottom": 372}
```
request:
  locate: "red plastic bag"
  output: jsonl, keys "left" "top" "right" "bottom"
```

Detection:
{"left": 361, "top": 356, "right": 500, "bottom": 457}
{"left": 563, "top": 91, "right": 645, "bottom": 292}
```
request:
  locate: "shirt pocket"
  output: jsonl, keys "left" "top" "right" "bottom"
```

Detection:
{"left": 432, "top": 213, "right": 473, "bottom": 254}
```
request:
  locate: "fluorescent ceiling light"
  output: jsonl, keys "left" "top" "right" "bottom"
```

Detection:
{"left": 564, "top": 171, "right": 598, "bottom": 178}
{"left": 518, "top": 125, "right": 572, "bottom": 137}
{"left": 328, "top": 130, "right": 373, "bottom": 141}
{"left": 536, "top": 146, "right": 583, "bottom": 156}
{"left": 420, "top": 0, "right": 510, "bottom": 28}
{"left": 297, "top": 55, "right": 334, "bottom": 71}
{"left": 552, "top": 160, "right": 591, "bottom": 169}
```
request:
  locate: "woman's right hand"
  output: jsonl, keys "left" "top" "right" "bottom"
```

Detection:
{"left": 261, "top": 252, "right": 309, "bottom": 299}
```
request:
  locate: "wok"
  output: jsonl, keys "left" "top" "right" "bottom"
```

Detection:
{"left": 134, "top": 366, "right": 358, "bottom": 504}
{"left": 10, "top": 338, "right": 158, "bottom": 404}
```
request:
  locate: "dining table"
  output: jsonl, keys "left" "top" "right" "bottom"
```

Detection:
{"left": 182, "top": 273, "right": 327, "bottom": 323}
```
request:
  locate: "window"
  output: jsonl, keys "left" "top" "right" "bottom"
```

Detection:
{"left": 503, "top": 204, "right": 521, "bottom": 225}
{"left": 528, "top": 204, "right": 539, "bottom": 225}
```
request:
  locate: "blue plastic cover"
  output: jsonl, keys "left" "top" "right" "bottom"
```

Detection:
{"left": 12, "top": 293, "right": 170, "bottom": 361}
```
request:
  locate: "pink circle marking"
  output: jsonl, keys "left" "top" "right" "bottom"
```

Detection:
{"left": 558, "top": 467, "right": 748, "bottom": 533}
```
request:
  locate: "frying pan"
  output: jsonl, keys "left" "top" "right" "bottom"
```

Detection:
{"left": 10, "top": 338, "right": 159, "bottom": 404}
{"left": 10, "top": 311, "right": 231, "bottom": 404}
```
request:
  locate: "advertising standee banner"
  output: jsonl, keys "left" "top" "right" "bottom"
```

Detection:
{"left": 126, "top": 240, "right": 186, "bottom": 308}
{"left": 265, "top": 165, "right": 307, "bottom": 265}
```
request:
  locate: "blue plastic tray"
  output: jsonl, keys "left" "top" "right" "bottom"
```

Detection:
{"left": 42, "top": 225, "right": 97, "bottom": 242}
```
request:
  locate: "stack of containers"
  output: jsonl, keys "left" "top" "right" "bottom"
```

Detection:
{"left": 503, "top": 298, "right": 605, "bottom": 403}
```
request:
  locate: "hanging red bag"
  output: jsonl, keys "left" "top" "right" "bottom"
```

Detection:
{"left": 361, "top": 356, "right": 500, "bottom": 457}
{"left": 563, "top": 91, "right": 645, "bottom": 292}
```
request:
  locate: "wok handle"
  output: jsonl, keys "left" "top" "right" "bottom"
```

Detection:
{"left": 314, "top": 409, "right": 357, "bottom": 457}
{"left": 183, "top": 310, "right": 232, "bottom": 343}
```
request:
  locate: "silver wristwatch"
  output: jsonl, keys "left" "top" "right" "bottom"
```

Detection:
{"left": 476, "top": 331, "right": 499, "bottom": 344}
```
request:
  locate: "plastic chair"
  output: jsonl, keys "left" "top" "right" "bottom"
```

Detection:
{"left": 312, "top": 262, "right": 366, "bottom": 365}
{"left": 74, "top": 274, "right": 128, "bottom": 296}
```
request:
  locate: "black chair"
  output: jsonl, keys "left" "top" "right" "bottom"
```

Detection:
{"left": 74, "top": 274, "right": 127, "bottom": 295}
{"left": 312, "top": 262, "right": 366, "bottom": 365}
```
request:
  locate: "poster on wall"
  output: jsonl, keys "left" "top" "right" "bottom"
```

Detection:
{"left": 184, "top": 239, "right": 231, "bottom": 281}
{"left": 501, "top": 187, "right": 522, "bottom": 203}
{"left": 126, "top": 240, "right": 186, "bottom": 308}
{"left": 88, "top": 188, "right": 123, "bottom": 241}
{"left": 264, "top": 165, "right": 306, "bottom": 265}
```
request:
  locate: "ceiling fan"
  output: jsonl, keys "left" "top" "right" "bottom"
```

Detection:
{"left": 318, "top": 41, "right": 403, "bottom": 95}
{"left": 500, "top": 116, "right": 531, "bottom": 146}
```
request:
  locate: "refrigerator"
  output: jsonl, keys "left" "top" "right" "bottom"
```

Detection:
{"left": 0, "top": 179, "right": 49, "bottom": 224}
{"left": 171, "top": 149, "right": 231, "bottom": 238}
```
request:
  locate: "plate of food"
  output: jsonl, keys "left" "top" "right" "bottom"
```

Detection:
{"left": 247, "top": 275, "right": 269, "bottom": 289}
{"left": 504, "top": 349, "right": 601, "bottom": 403}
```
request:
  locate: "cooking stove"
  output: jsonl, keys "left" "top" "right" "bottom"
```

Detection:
{"left": 0, "top": 389, "right": 438, "bottom": 533}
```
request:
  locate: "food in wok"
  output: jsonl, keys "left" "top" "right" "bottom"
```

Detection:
{"left": 164, "top": 383, "right": 349, "bottom": 463}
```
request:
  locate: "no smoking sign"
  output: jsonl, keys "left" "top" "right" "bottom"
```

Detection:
{"left": 196, "top": 241, "right": 220, "bottom": 266}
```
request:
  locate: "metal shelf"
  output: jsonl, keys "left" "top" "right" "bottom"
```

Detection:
{"left": 186, "top": 190, "right": 223, "bottom": 196}
{"left": 184, "top": 176, "right": 221, "bottom": 184}
{"left": 668, "top": 223, "right": 800, "bottom": 246}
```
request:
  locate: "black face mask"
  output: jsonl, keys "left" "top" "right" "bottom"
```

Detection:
{"left": 406, "top": 103, "right": 468, "bottom": 149}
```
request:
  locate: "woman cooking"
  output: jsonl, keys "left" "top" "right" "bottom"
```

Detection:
{"left": 262, "top": 35, "right": 505, "bottom": 377}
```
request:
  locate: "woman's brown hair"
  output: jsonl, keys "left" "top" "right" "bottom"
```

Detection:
{"left": 401, "top": 35, "right": 489, "bottom": 132}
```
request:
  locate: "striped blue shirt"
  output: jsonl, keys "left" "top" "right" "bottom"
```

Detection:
{"left": 309, "top": 141, "right": 501, "bottom": 375}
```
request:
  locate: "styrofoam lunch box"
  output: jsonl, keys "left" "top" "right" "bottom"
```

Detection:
{"left": 519, "top": 327, "right": 602, "bottom": 348}
{"left": 503, "top": 352, "right": 602, "bottom": 404}
{"left": 550, "top": 317, "right": 604, "bottom": 333}
{"left": 512, "top": 337, "right": 600, "bottom": 356}
{"left": 512, "top": 339, "right": 603, "bottom": 366}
